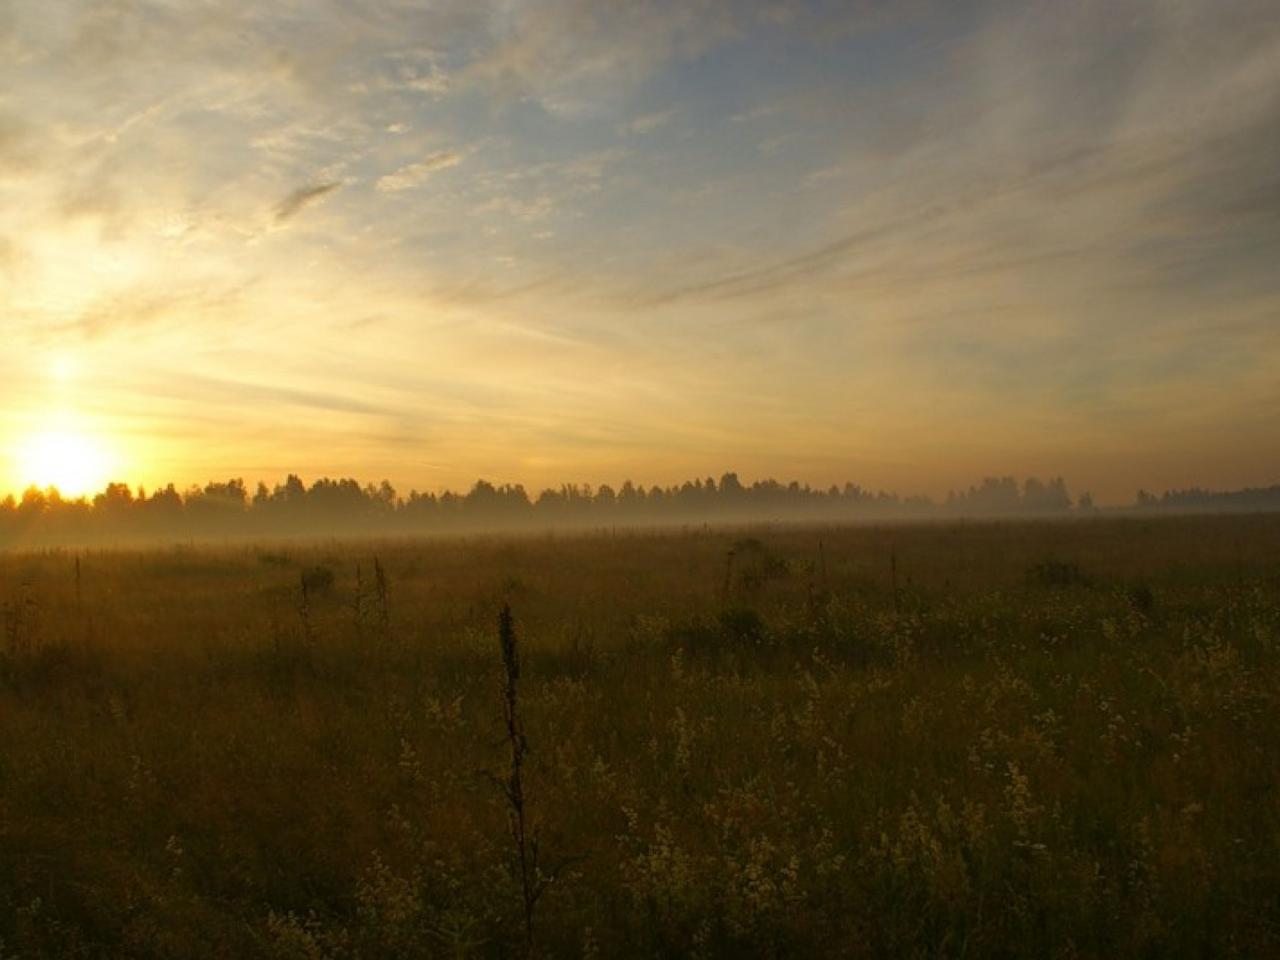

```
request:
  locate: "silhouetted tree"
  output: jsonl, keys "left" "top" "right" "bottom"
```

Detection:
{"left": 4, "top": 470, "right": 1278, "bottom": 549}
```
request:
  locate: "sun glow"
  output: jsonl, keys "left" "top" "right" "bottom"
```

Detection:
{"left": 16, "top": 428, "right": 114, "bottom": 499}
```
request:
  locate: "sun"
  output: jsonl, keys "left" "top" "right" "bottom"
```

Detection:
{"left": 17, "top": 428, "right": 114, "bottom": 499}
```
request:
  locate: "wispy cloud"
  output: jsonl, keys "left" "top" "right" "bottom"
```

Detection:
{"left": 461, "top": 0, "right": 745, "bottom": 114}
{"left": 376, "top": 151, "right": 462, "bottom": 192}
{"left": 149, "top": 372, "right": 394, "bottom": 418}
{"left": 57, "top": 283, "right": 248, "bottom": 340}
{"left": 274, "top": 182, "right": 342, "bottom": 222}
{"left": 618, "top": 109, "right": 674, "bottom": 136}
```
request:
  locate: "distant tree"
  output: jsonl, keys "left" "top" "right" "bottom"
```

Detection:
{"left": 94, "top": 483, "right": 135, "bottom": 513}
{"left": 595, "top": 484, "right": 617, "bottom": 509}
{"left": 376, "top": 480, "right": 398, "bottom": 509}
{"left": 20, "top": 487, "right": 48, "bottom": 515}
{"left": 279, "top": 474, "right": 306, "bottom": 504}
{"left": 617, "top": 480, "right": 642, "bottom": 513}
{"left": 1024, "top": 476, "right": 1072, "bottom": 512}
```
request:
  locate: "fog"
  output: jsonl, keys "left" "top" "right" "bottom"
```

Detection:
{"left": 4, "top": 472, "right": 1278, "bottom": 549}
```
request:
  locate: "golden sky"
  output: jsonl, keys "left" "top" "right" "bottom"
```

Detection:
{"left": 2, "top": 0, "right": 1279, "bottom": 502}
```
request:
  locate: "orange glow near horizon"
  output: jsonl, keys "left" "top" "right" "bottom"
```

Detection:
{"left": 12, "top": 426, "right": 116, "bottom": 500}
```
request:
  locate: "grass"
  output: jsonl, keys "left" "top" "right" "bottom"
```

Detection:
{"left": 1, "top": 515, "right": 1279, "bottom": 957}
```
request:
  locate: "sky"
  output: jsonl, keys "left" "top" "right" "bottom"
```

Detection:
{"left": 2, "top": 0, "right": 1278, "bottom": 503}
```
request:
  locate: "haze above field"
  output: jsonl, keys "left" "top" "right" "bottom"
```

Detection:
{"left": 2, "top": 0, "right": 1278, "bottom": 502}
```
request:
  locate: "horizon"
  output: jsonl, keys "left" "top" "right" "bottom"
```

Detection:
{"left": 4, "top": 1, "right": 1280, "bottom": 504}
{"left": 3, "top": 466, "right": 1276, "bottom": 513}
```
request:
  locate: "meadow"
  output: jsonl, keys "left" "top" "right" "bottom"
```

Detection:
{"left": 1, "top": 516, "right": 1278, "bottom": 958}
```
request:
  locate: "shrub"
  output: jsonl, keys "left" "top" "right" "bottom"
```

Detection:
{"left": 1026, "top": 559, "right": 1089, "bottom": 588}
{"left": 300, "top": 564, "right": 335, "bottom": 596}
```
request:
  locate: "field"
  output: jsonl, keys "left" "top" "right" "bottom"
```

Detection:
{"left": 2, "top": 516, "right": 1279, "bottom": 958}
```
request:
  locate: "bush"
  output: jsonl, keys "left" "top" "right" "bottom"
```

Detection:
{"left": 300, "top": 565, "right": 335, "bottom": 596}
{"left": 1026, "top": 559, "right": 1089, "bottom": 588}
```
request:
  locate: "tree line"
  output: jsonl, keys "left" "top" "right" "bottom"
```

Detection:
{"left": 1, "top": 472, "right": 1277, "bottom": 546}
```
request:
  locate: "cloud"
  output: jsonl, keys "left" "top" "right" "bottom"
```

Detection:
{"left": 0, "top": 112, "right": 35, "bottom": 175}
{"left": 156, "top": 372, "right": 393, "bottom": 418}
{"left": 0, "top": 236, "right": 20, "bottom": 289}
{"left": 631, "top": 0, "right": 1280, "bottom": 316}
{"left": 394, "top": 63, "right": 450, "bottom": 95}
{"left": 618, "top": 109, "right": 674, "bottom": 136}
{"left": 729, "top": 103, "right": 780, "bottom": 124}
{"left": 474, "top": 193, "right": 554, "bottom": 223}
{"left": 274, "top": 182, "right": 343, "bottom": 222}
{"left": 462, "top": 0, "right": 746, "bottom": 114}
{"left": 376, "top": 151, "right": 462, "bottom": 192}
{"left": 52, "top": 283, "right": 247, "bottom": 340}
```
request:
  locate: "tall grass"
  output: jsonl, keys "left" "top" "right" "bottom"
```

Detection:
{"left": 0, "top": 516, "right": 1278, "bottom": 957}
